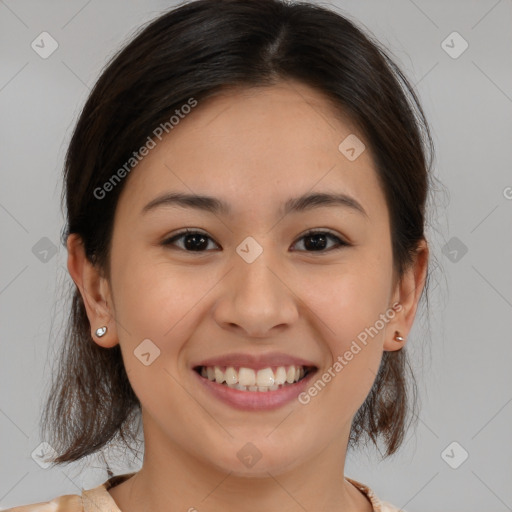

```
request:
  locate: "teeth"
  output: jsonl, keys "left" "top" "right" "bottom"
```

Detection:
{"left": 256, "top": 367, "right": 274, "bottom": 387}
{"left": 275, "top": 366, "right": 287, "bottom": 385}
{"left": 238, "top": 368, "right": 256, "bottom": 387}
{"left": 225, "top": 366, "right": 237, "bottom": 385}
{"left": 214, "top": 367, "right": 225, "bottom": 384}
{"left": 199, "top": 364, "right": 308, "bottom": 391}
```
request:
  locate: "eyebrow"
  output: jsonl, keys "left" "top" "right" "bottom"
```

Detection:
{"left": 141, "top": 191, "right": 368, "bottom": 218}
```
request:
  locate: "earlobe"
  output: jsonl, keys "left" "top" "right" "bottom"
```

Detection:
{"left": 393, "top": 330, "right": 404, "bottom": 343}
{"left": 382, "top": 305, "right": 407, "bottom": 352}
{"left": 384, "top": 239, "right": 429, "bottom": 352}
{"left": 66, "top": 233, "right": 118, "bottom": 348}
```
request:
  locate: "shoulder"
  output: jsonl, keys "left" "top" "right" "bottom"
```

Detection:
{"left": 346, "top": 476, "right": 406, "bottom": 512}
{"left": 2, "top": 494, "right": 82, "bottom": 512}
{"left": 2, "top": 472, "right": 136, "bottom": 512}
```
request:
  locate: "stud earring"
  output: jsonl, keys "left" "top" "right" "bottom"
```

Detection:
{"left": 394, "top": 330, "right": 404, "bottom": 342}
{"left": 95, "top": 326, "right": 107, "bottom": 337}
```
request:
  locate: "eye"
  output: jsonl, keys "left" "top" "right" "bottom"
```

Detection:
{"left": 161, "top": 228, "right": 349, "bottom": 253}
{"left": 291, "top": 229, "right": 349, "bottom": 253}
{"left": 161, "top": 229, "right": 220, "bottom": 252}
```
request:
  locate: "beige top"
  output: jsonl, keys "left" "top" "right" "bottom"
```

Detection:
{"left": 4, "top": 472, "right": 405, "bottom": 512}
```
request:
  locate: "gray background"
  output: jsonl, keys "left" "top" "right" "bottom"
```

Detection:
{"left": 1, "top": 0, "right": 511, "bottom": 510}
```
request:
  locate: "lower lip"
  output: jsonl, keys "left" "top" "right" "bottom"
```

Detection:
{"left": 193, "top": 369, "right": 317, "bottom": 411}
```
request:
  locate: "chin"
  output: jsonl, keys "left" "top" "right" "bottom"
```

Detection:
{"left": 205, "top": 442, "right": 307, "bottom": 477}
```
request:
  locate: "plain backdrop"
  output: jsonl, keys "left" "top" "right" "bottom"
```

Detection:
{"left": 1, "top": 1, "right": 511, "bottom": 511}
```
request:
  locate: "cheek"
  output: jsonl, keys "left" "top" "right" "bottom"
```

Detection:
{"left": 296, "top": 264, "right": 391, "bottom": 430}
{"left": 298, "top": 249, "right": 393, "bottom": 400}
{"left": 110, "top": 251, "right": 222, "bottom": 349}
{"left": 303, "top": 254, "right": 393, "bottom": 346}
{"left": 110, "top": 255, "right": 210, "bottom": 409}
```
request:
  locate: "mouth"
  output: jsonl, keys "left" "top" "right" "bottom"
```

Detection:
{"left": 193, "top": 364, "right": 317, "bottom": 392}
{"left": 191, "top": 352, "right": 319, "bottom": 410}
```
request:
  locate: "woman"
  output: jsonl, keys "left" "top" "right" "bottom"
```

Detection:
{"left": 7, "top": 0, "right": 434, "bottom": 510}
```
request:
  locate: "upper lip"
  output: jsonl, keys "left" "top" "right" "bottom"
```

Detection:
{"left": 193, "top": 352, "right": 318, "bottom": 371}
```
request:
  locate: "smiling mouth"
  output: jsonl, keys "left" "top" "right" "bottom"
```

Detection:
{"left": 193, "top": 364, "right": 317, "bottom": 392}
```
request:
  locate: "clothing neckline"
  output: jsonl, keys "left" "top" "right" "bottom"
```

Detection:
{"left": 81, "top": 472, "right": 136, "bottom": 512}
{"left": 82, "top": 472, "right": 384, "bottom": 512}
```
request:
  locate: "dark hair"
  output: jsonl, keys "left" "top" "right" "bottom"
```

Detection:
{"left": 41, "top": 0, "right": 435, "bottom": 466}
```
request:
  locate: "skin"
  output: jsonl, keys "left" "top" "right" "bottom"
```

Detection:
{"left": 67, "top": 80, "right": 428, "bottom": 512}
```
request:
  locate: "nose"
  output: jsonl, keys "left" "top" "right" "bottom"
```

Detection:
{"left": 213, "top": 247, "right": 299, "bottom": 338}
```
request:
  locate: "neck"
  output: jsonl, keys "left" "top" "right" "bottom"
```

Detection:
{"left": 109, "top": 411, "right": 373, "bottom": 512}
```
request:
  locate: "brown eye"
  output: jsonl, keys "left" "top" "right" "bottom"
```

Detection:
{"left": 291, "top": 230, "right": 348, "bottom": 252}
{"left": 162, "top": 229, "right": 219, "bottom": 252}
{"left": 161, "top": 229, "right": 349, "bottom": 253}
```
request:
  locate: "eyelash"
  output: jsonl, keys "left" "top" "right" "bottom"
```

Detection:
{"left": 161, "top": 228, "right": 349, "bottom": 254}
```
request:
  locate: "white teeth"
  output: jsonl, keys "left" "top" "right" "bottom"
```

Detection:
{"left": 275, "top": 366, "right": 287, "bottom": 385}
{"left": 256, "top": 367, "right": 275, "bottom": 387}
{"left": 286, "top": 366, "right": 296, "bottom": 384}
{"left": 238, "top": 368, "right": 256, "bottom": 387}
{"left": 214, "top": 367, "right": 225, "bottom": 384}
{"left": 199, "top": 364, "right": 309, "bottom": 392}
{"left": 225, "top": 366, "right": 237, "bottom": 385}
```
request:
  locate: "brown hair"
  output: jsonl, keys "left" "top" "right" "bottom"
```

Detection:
{"left": 41, "top": 0, "right": 435, "bottom": 466}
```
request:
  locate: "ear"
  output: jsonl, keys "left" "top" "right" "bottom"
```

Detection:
{"left": 66, "top": 233, "right": 118, "bottom": 348}
{"left": 384, "top": 238, "right": 429, "bottom": 352}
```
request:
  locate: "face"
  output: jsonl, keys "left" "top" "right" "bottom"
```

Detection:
{"left": 77, "top": 81, "right": 423, "bottom": 477}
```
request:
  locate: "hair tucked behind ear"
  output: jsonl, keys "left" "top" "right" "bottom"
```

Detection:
{"left": 41, "top": 0, "right": 435, "bottom": 466}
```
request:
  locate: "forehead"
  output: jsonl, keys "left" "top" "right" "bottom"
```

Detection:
{"left": 116, "top": 81, "right": 388, "bottom": 224}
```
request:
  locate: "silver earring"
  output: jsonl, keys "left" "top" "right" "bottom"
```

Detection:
{"left": 394, "top": 330, "right": 404, "bottom": 342}
{"left": 95, "top": 326, "right": 107, "bottom": 337}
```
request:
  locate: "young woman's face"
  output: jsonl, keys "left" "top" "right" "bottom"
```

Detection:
{"left": 103, "top": 81, "right": 411, "bottom": 475}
